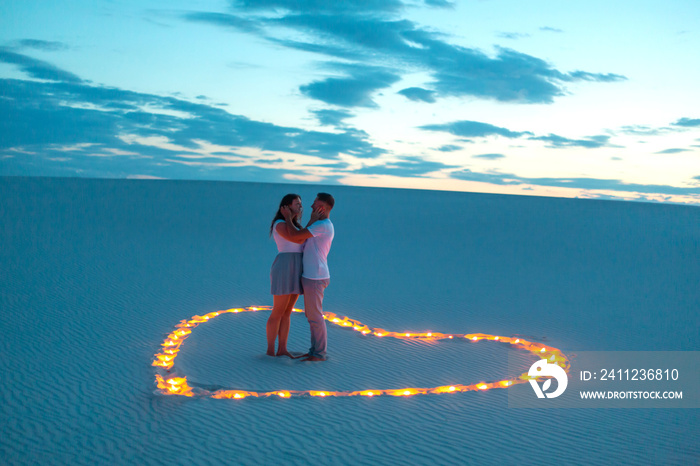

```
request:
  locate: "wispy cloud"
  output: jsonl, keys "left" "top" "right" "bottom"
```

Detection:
{"left": 529, "top": 134, "right": 611, "bottom": 149}
{"left": 0, "top": 48, "right": 83, "bottom": 83}
{"left": 473, "top": 153, "right": 505, "bottom": 160}
{"left": 0, "top": 72, "right": 388, "bottom": 163}
{"left": 423, "top": 0, "right": 455, "bottom": 7}
{"left": 183, "top": 11, "right": 262, "bottom": 34}
{"left": 232, "top": 0, "right": 404, "bottom": 14}
{"left": 420, "top": 120, "right": 531, "bottom": 139}
{"left": 540, "top": 27, "right": 564, "bottom": 33}
{"left": 497, "top": 32, "right": 530, "bottom": 40}
{"left": 15, "top": 39, "right": 69, "bottom": 51}
{"left": 450, "top": 169, "right": 700, "bottom": 196}
{"left": 436, "top": 144, "right": 461, "bottom": 152}
{"left": 355, "top": 157, "right": 456, "bottom": 176}
{"left": 185, "top": 2, "right": 626, "bottom": 105}
{"left": 420, "top": 119, "right": 615, "bottom": 150}
{"left": 617, "top": 125, "right": 667, "bottom": 136}
{"left": 655, "top": 148, "right": 690, "bottom": 154}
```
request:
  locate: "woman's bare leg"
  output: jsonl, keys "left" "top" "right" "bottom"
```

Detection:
{"left": 266, "top": 295, "right": 290, "bottom": 356}
{"left": 276, "top": 294, "right": 299, "bottom": 357}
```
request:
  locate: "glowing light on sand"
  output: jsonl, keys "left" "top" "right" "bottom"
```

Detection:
{"left": 153, "top": 306, "right": 569, "bottom": 399}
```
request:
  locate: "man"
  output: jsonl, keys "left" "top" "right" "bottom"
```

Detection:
{"left": 281, "top": 193, "right": 335, "bottom": 361}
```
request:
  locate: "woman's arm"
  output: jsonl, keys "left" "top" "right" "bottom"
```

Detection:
{"left": 280, "top": 205, "right": 315, "bottom": 241}
{"left": 274, "top": 221, "right": 306, "bottom": 244}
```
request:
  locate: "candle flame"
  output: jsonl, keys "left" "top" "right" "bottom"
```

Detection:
{"left": 153, "top": 305, "right": 570, "bottom": 399}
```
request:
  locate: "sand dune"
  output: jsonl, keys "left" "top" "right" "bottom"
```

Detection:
{"left": 1, "top": 176, "right": 698, "bottom": 465}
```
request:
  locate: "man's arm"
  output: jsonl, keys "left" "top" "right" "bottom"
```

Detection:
{"left": 280, "top": 206, "right": 315, "bottom": 241}
{"left": 275, "top": 222, "right": 307, "bottom": 244}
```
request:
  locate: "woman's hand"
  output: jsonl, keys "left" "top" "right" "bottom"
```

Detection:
{"left": 280, "top": 205, "right": 293, "bottom": 221}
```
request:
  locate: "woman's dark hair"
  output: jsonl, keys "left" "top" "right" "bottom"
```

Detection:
{"left": 270, "top": 194, "right": 302, "bottom": 236}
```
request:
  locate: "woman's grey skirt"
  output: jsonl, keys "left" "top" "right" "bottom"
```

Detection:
{"left": 270, "top": 252, "right": 303, "bottom": 295}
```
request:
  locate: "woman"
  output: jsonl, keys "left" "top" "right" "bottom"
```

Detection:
{"left": 266, "top": 194, "right": 306, "bottom": 357}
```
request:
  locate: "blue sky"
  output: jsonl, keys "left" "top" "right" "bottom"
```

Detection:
{"left": 1, "top": 0, "right": 699, "bottom": 204}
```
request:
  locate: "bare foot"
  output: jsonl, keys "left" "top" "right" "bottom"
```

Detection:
{"left": 266, "top": 350, "right": 276, "bottom": 356}
{"left": 302, "top": 356, "right": 326, "bottom": 362}
{"left": 276, "top": 351, "right": 294, "bottom": 358}
{"left": 289, "top": 353, "right": 308, "bottom": 359}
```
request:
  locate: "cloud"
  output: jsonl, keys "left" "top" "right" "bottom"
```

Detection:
{"left": 565, "top": 71, "right": 627, "bottom": 83}
{"left": 420, "top": 120, "right": 530, "bottom": 138}
{"left": 354, "top": 157, "right": 457, "bottom": 176}
{"left": 187, "top": 5, "right": 626, "bottom": 104}
{"left": 422, "top": 120, "right": 613, "bottom": 150}
{"left": 618, "top": 125, "right": 666, "bottom": 136}
{"left": 300, "top": 64, "right": 400, "bottom": 107}
{"left": 183, "top": 11, "right": 261, "bottom": 34}
{"left": 0, "top": 48, "right": 83, "bottom": 83}
{"left": 473, "top": 153, "right": 505, "bottom": 160}
{"left": 436, "top": 144, "right": 461, "bottom": 152}
{"left": 423, "top": 0, "right": 455, "bottom": 7}
{"left": 15, "top": 39, "right": 69, "bottom": 51}
{"left": 426, "top": 45, "right": 625, "bottom": 103}
{"left": 398, "top": 87, "right": 436, "bottom": 103}
{"left": 0, "top": 76, "right": 387, "bottom": 163}
{"left": 672, "top": 117, "right": 700, "bottom": 127}
{"left": 540, "top": 27, "right": 564, "bottom": 33}
{"left": 450, "top": 169, "right": 521, "bottom": 186}
{"left": 450, "top": 169, "right": 700, "bottom": 196}
{"left": 655, "top": 148, "right": 690, "bottom": 154}
{"left": 311, "top": 109, "right": 353, "bottom": 126}
{"left": 231, "top": 0, "right": 403, "bottom": 14}
{"left": 497, "top": 32, "right": 531, "bottom": 40}
{"left": 529, "top": 134, "right": 611, "bottom": 149}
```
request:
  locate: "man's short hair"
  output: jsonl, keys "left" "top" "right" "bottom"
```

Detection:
{"left": 317, "top": 192, "right": 334, "bottom": 209}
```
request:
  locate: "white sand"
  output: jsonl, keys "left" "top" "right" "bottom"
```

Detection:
{"left": 1, "top": 176, "right": 698, "bottom": 464}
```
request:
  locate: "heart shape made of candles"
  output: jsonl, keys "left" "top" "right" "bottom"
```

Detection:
{"left": 153, "top": 306, "right": 570, "bottom": 399}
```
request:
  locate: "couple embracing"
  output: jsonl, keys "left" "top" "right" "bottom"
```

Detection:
{"left": 266, "top": 193, "right": 335, "bottom": 362}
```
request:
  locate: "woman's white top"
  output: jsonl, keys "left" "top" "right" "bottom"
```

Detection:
{"left": 272, "top": 220, "right": 303, "bottom": 253}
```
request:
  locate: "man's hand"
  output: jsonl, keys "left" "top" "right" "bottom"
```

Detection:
{"left": 309, "top": 205, "right": 325, "bottom": 224}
